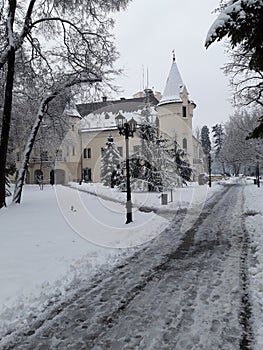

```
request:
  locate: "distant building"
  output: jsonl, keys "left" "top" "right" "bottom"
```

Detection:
{"left": 21, "top": 54, "right": 205, "bottom": 185}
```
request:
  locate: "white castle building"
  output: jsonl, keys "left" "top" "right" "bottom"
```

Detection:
{"left": 22, "top": 54, "right": 205, "bottom": 185}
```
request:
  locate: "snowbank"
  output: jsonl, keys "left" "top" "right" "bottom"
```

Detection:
{"left": 243, "top": 179, "right": 263, "bottom": 350}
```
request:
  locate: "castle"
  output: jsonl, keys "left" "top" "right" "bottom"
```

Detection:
{"left": 21, "top": 55, "right": 205, "bottom": 185}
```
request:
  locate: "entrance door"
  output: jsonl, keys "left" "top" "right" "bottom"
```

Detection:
{"left": 34, "top": 169, "right": 43, "bottom": 184}
{"left": 55, "top": 169, "right": 66, "bottom": 184}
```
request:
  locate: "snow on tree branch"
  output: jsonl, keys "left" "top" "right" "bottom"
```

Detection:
{"left": 205, "top": 0, "right": 262, "bottom": 47}
{"left": 205, "top": 0, "right": 263, "bottom": 72}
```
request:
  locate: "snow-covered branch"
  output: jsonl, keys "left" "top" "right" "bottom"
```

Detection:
{"left": 13, "top": 73, "right": 102, "bottom": 203}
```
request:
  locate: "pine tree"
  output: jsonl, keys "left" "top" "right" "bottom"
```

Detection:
{"left": 171, "top": 138, "right": 192, "bottom": 184}
{"left": 212, "top": 123, "right": 225, "bottom": 174}
{"left": 135, "top": 116, "right": 163, "bottom": 191}
{"left": 132, "top": 109, "right": 184, "bottom": 190}
{"left": 100, "top": 135, "right": 122, "bottom": 187}
{"left": 212, "top": 123, "right": 224, "bottom": 156}
{"left": 201, "top": 125, "right": 211, "bottom": 155}
{"left": 155, "top": 136, "right": 179, "bottom": 190}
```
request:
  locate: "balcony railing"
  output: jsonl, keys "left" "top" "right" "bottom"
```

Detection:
{"left": 30, "top": 156, "right": 56, "bottom": 163}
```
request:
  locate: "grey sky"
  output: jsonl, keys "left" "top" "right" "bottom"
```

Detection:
{"left": 113, "top": 0, "right": 234, "bottom": 129}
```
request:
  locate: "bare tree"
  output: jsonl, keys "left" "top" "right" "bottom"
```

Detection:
{"left": 0, "top": 0, "right": 131, "bottom": 208}
{"left": 219, "top": 110, "right": 263, "bottom": 174}
{"left": 222, "top": 47, "right": 263, "bottom": 108}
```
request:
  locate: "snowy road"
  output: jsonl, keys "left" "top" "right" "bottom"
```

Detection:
{"left": 1, "top": 182, "right": 252, "bottom": 350}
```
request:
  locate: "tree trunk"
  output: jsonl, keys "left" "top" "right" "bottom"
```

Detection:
{"left": 0, "top": 47, "right": 15, "bottom": 208}
{"left": 222, "top": 161, "right": 226, "bottom": 174}
{"left": 12, "top": 76, "right": 101, "bottom": 204}
{"left": 12, "top": 100, "right": 48, "bottom": 203}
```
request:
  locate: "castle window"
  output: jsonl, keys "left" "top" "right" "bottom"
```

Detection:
{"left": 72, "top": 146, "right": 75, "bottom": 156}
{"left": 84, "top": 148, "right": 91, "bottom": 159}
{"left": 83, "top": 168, "right": 92, "bottom": 182}
{"left": 182, "top": 106, "right": 187, "bottom": 118}
{"left": 182, "top": 138, "right": 187, "bottom": 150}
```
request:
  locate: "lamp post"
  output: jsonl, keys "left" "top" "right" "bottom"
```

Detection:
{"left": 256, "top": 159, "right": 260, "bottom": 188}
{"left": 208, "top": 153, "right": 212, "bottom": 188}
{"left": 116, "top": 113, "right": 137, "bottom": 224}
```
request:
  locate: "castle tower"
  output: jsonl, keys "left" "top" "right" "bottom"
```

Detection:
{"left": 157, "top": 53, "right": 196, "bottom": 163}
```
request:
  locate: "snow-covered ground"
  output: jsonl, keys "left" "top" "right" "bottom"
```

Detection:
{"left": 0, "top": 178, "right": 262, "bottom": 348}
{"left": 243, "top": 178, "right": 263, "bottom": 349}
{"left": 0, "top": 182, "right": 221, "bottom": 338}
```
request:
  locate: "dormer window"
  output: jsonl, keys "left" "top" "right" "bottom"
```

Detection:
{"left": 182, "top": 106, "right": 187, "bottom": 118}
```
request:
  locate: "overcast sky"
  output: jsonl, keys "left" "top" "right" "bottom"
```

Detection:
{"left": 112, "top": 0, "right": 235, "bottom": 129}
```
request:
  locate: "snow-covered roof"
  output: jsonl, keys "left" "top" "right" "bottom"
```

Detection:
{"left": 63, "top": 99, "right": 82, "bottom": 119}
{"left": 77, "top": 93, "right": 159, "bottom": 117}
{"left": 79, "top": 104, "right": 158, "bottom": 133}
{"left": 158, "top": 56, "right": 185, "bottom": 107}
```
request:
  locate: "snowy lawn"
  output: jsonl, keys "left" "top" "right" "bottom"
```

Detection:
{"left": 70, "top": 180, "right": 225, "bottom": 212}
{"left": 0, "top": 179, "right": 233, "bottom": 338}
{"left": 243, "top": 178, "right": 263, "bottom": 350}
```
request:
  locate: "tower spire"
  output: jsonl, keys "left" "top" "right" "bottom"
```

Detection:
{"left": 172, "top": 49, "right": 175, "bottom": 62}
{"left": 158, "top": 53, "right": 185, "bottom": 107}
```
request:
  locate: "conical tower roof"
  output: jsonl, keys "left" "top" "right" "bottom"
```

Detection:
{"left": 63, "top": 98, "right": 81, "bottom": 119}
{"left": 158, "top": 53, "right": 185, "bottom": 107}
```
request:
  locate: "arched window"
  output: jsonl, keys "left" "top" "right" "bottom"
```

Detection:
{"left": 182, "top": 138, "right": 187, "bottom": 150}
{"left": 182, "top": 106, "right": 187, "bottom": 118}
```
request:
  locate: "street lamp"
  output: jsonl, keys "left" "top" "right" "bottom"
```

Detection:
{"left": 115, "top": 113, "right": 137, "bottom": 224}
{"left": 256, "top": 158, "right": 260, "bottom": 188}
{"left": 208, "top": 153, "right": 212, "bottom": 188}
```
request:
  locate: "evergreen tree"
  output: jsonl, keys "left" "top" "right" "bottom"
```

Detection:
{"left": 201, "top": 125, "right": 211, "bottom": 155}
{"left": 100, "top": 135, "right": 122, "bottom": 187}
{"left": 130, "top": 108, "right": 185, "bottom": 190}
{"left": 212, "top": 123, "right": 224, "bottom": 156}
{"left": 155, "top": 136, "right": 180, "bottom": 190}
{"left": 212, "top": 123, "right": 225, "bottom": 174}
{"left": 135, "top": 115, "right": 163, "bottom": 191}
{"left": 170, "top": 138, "right": 192, "bottom": 184}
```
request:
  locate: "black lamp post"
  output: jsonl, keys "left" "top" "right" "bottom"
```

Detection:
{"left": 256, "top": 159, "right": 260, "bottom": 188}
{"left": 208, "top": 153, "right": 212, "bottom": 188}
{"left": 116, "top": 113, "right": 137, "bottom": 224}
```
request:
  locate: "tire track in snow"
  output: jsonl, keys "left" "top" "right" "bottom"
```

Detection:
{"left": 239, "top": 190, "right": 253, "bottom": 350}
